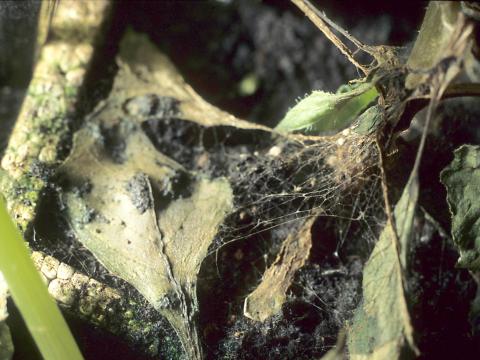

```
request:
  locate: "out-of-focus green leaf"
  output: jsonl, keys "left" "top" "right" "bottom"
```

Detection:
{"left": 440, "top": 145, "right": 480, "bottom": 270}
{"left": 348, "top": 175, "right": 419, "bottom": 359}
{"left": 275, "top": 83, "right": 378, "bottom": 135}
{"left": 352, "top": 105, "right": 383, "bottom": 135}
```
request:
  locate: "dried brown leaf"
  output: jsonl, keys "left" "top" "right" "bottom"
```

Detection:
{"left": 244, "top": 216, "right": 316, "bottom": 322}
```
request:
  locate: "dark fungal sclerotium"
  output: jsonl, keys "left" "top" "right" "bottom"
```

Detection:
{"left": 125, "top": 172, "right": 153, "bottom": 214}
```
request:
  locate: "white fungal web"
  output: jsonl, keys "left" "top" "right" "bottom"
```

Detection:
{"left": 212, "top": 128, "right": 386, "bottom": 257}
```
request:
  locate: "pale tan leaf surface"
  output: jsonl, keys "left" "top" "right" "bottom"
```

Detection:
{"left": 57, "top": 30, "right": 237, "bottom": 359}
{"left": 60, "top": 120, "right": 232, "bottom": 359}
{"left": 159, "top": 179, "right": 233, "bottom": 283}
{"left": 157, "top": 177, "right": 232, "bottom": 359}
{"left": 114, "top": 29, "right": 271, "bottom": 132}
{"left": 244, "top": 216, "right": 316, "bottom": 322}
{"left": 60, "top": 122, "right": 182, "bottom": 307}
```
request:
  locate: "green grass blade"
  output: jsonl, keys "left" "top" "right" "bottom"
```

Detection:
{"left": 0, "top": 195, "right": 83, "bottom": 360}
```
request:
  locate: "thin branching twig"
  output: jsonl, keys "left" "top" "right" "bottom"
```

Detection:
{"left": 291, "top": 0, "right": 369, "bottom": 75}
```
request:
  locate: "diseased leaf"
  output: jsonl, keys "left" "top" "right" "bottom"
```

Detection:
{"left": 243, "top": 217, "right": 315, "bottom": 322}
{"left": 440, "top": 145, "right": 480, "bottom": 270}
{"left": 275, "top": 83, "right": 378, "bottom": 135}
{"left": 60, "top": 117, "right": 232, "bottom": 360}
{"left": 57, "top": 34, "right": 237, "bottom": 357}
{"left": 56, "top": 30, "right": 274, "bottom": 359}
{"left": 60, "top": 121, "right": 182, "bottom": 307}
{"left": 348, "top": 176, "right": 419, "bottom": 359}
{"left": 118, "top": 29, "right": 271, "bottom": 132}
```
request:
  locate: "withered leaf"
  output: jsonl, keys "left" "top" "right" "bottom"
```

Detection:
{"left": 58, "top": 31, "right": 238, "bottom": 358}
{"left": 117, "top": 29, "right": 271, "bottom": 132}
{"left": 243, "top": 216, "right": 316, "bottom": 322}
{"left": 60, "top": 119, "right": 232, "bottom": 359}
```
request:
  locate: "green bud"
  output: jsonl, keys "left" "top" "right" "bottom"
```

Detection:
{"left": 275, "top": 82, "right": 378, "bottom": 135}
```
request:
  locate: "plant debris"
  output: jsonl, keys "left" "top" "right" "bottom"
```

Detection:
{"left": 347, "top": 1, "right": 476, "bottom": 358}
{"left": 244, "top": 216, "right": 316, "bottom": 322}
